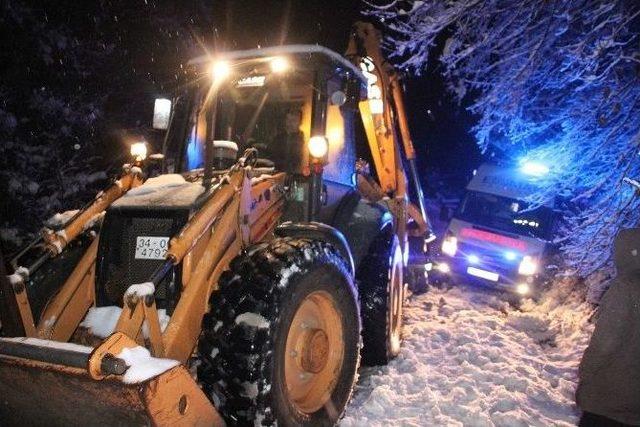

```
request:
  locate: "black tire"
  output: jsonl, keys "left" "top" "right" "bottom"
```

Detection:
{"left": 198, "top": 237, "right": 361, "bottom": 426}
{"left": 357, "top": 228, "right": 405, "bottom": 366}
{"left": 406, "top": 265, "right": 429, "bottom": 295}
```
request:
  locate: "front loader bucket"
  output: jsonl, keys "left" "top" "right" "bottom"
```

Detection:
{"left": 0, "top": 338, "right": 223, "bottom": 426}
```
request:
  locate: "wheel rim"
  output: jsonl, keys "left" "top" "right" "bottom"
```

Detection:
{"left": 284, "top": 290, "right": 344, "bottom": 414}
{"left": 388, "top": 243, "right": 404, "bottom": 355}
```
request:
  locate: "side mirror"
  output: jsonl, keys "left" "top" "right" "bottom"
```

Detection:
{"left": 153, "top": 98, "right": 172, "bottom": 130}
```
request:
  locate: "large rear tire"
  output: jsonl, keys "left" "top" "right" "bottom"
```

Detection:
{"left": 357, "top": 229, "right": 405, "bottom": 366}
{"left": 198, "top": 237, "right": 361, "bottom": 426}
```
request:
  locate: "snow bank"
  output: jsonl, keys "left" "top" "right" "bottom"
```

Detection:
{"left": 80, "top": 306, "right": 170, "bottom": 339}
{"left": 343, "top": 281, "right": 593, "bottom": 426}
{"left": 1, "top": 337, "right": 92, "bottom": 354}
{"left": 116, "top": 346, "right": 179, "bottom": 384}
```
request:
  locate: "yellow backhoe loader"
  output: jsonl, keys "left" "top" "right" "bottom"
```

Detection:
{"left": 0, "top": 23, "right": 432, "bottom": 426}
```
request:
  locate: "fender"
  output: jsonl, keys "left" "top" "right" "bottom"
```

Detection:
{"left": 330, "top": 191, "right": 394, "bottom": 269}
{"left": 275, "top": 222, "right": 355, "bottom": 277}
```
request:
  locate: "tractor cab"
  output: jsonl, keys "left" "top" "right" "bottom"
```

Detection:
{"left": 157, "top": 46, "right": 367, "bottom": 222}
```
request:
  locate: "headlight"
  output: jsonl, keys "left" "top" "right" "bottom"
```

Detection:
{"left": 436, "top": 262, "right": 450, "bottom": 273}
{"left": 130, "top": 142, "right": 147, "bottom": 161}
{"left": 518, "top": 255, "right": 537, "bottom": 275}
{"left": 516, "top": 283, "right": 530, "bottom": 295}
{"left": 441, "top": 235, "right": 457, "bottom": 257}
{"left": 211, "top": 60, "right": 231, "bottom": 81}
{"left": 270, "top": 57, "right": 289, "bottom": 73}
{"left": 309, "top": 136, "right": 328, "bottom": 158}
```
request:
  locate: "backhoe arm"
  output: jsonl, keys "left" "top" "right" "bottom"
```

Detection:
{"left": 346, "top": 22, "right": 432, "bottom": 237}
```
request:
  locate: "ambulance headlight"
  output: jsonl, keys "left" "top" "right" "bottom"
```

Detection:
{"left": 436, "top": 263, "right": 450, "bottom": 273}
{"left": 518, "top": 256, "right": 538, "bottom": 276}
{"left": 441, "top": 235, "right": 458, "bottom": 257}
{"left": 516, "top": 283, "right": 530, "bottom": 295}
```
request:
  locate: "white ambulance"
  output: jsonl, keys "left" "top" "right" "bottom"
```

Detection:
{"left": 435, "top": 162, "right": 558, "bottom": 296}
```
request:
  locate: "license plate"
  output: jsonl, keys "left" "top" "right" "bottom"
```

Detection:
{"left": 467, "top": 266, "right": 499, "bottom": 282}
{"left": 135, "top": 236, "right": 169, "bottom": 260}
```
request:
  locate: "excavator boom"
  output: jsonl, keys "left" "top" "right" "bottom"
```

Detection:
{"left": 346, "top": 22, "right": 432, "bottom": 236}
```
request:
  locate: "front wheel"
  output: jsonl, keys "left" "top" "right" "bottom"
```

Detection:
{"left": 198, "top": 238, "right": 361, "bottom": 426}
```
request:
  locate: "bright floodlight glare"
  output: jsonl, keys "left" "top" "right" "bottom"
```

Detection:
{"left": 518, "top": 255, "right": 538, "bottom": 276}
{"left": 130, "top": 142, "right": 147, "bottom": 161}
{"left": 520, "top": 161, "right": 549, "bottom": 176}
{"left": 441, "top": 236, "right": 458, "bottom": 257}
{"left": 270, "top": 57, "right": 289, "bottom": 73}
{"left": 436, "top": 263, "right": 450, "bottom": 273}
{"left": 211, "top": 60, "right": 231, "bottom": 80}
{"left": 467, "top": 254, "right": 480, "bottom": 264}
{"left": 516, "top": 283, "right": 530, "bottom": 296}
{"left": 309, "top": 136, "right": 329, "bottom": 158}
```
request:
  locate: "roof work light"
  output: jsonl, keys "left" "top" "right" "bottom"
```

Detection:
{"left": 211, "top": 60, "right": 231, "bottom": 81}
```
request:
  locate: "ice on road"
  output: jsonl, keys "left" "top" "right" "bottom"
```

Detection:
{"left": 343, "top": 281, "right": 593, "bottom": 426}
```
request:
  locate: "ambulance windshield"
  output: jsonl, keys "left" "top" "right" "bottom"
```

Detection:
{"left": 456, "top": 191, "right": 555, "bottom": 240}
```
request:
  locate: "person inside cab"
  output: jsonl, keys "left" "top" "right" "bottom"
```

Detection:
{"left": 267, "top": 107, "right": 304, "bottom": 173}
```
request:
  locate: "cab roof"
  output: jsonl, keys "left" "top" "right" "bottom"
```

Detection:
{"left": 188, "top": 44, "right": 367, "bottom": 85}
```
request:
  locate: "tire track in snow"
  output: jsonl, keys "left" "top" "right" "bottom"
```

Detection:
{"left": 343, "top": 282, "right": 593, "bottom": 426}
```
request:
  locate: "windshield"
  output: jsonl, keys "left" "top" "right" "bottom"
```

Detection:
{"left": 455, "top": 191, "right": 555, "bottom": 240}
{"left": 183, "top": 69, "right": 314, "bottom": 173}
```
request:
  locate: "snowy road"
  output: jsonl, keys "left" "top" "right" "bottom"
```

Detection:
{"left": 343, "top": 281, "right": 593, "bottom": 426}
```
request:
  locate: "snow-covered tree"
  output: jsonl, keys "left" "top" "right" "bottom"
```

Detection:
{"left": 0, "top": 2, "right": 110, "bottom": 249}
{"left": 0, "top": 1, "right": 208, "bottom": 251}
{"left": 371, "top": 0, "right": 640, "bottom": 281}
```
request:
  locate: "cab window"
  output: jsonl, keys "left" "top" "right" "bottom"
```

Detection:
{"left": 323, "top": 76, "right": 356, "bottom": 186}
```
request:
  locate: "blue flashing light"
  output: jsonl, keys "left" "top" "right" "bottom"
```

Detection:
{"left": 520, "top": 161, "right": 549, "bottom": 176}
{"left": 467, "top": 254, "right": 480, "bottom": 264}
{"left": 504, "top": 251, "right": 517, "bottom": 261}
{"left": 186, "top": 126, "right": 204, "bottom": 170}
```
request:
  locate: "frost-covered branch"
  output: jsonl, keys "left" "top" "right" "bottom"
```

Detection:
{"left": 371, "top": 0, "right": 640, "bottom": 279}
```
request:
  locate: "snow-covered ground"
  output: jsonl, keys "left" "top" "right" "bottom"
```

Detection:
{"left": 343, "top": 280, "right": 594, "bottom": 426}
